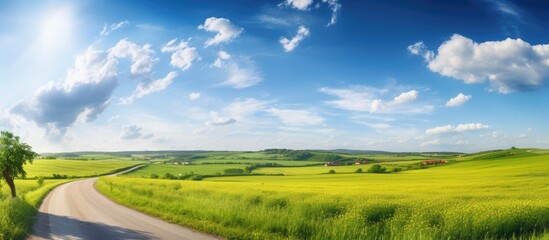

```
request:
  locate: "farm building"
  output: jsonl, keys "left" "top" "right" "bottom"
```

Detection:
{"left": 423, "top": 160, "right": 446, "bottom": 166}
{"left": 355, "top": 160, "right": 370, "bottom": 165}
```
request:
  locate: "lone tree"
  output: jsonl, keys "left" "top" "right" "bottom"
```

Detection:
{"left": 0, "top": 131, "right": 38, "bottom": 198}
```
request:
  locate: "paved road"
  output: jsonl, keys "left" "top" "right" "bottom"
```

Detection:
{"left": 28, "top": 166, "right": 220, "bottom": 240}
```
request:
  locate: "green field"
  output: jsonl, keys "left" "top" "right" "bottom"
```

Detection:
{"left": 23, "top": 159, "right": 146, "bottom": 178}
{"left": 123, "top": 163, "right": 251, "bottom": 177}
{"left": 252, "top": 162, "right": 415, "bottom": 175}
{"left": 0, "top": 179, "right": 70, "bottom": 240}
{"left": 97, "top": 149, "right": 549, "bottom": 239}
{"left": 192, "top": 159, "right": 324, "bottom": 166}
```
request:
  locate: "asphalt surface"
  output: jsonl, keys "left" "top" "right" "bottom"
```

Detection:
{"left": 28, "top": 166, "right": 220, "bottom": 240}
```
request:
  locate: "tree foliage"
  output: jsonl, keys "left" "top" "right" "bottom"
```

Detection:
{"left": 0, "top": 131, "right": 38, "bottom": 197}
{"left": 263, "top": 149, "right": 313, "bottom": 160}
{"left": 367, "top": 164, "right": 387, "bottom": 173}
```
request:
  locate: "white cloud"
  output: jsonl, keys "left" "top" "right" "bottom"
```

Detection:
{"left": 212, "top": 50, "right": 231, "bottom": 68}
{"left": 224, "top": 98, "right": 269, "bottom": 121}
{"left": 320, "top": 86, "right": 431, "bottom": 114}
{"left": 446, "top": 93, "right": 471, "bottom": 107}
{"left": 204, "top": 98, "right": 269, "bottom": 128}
{"left": 218, "top": 50, "right": 231, "bottom": 60}
{"left": 161, "top": 39, "right": 200, "bottom": 71}
{"left": 280, "top": 26, "right": 310, "bottom": 52}
{"left": 0, "top": 109, "right": 13, "bottom": 129}
{"left": 455, "top": 123, "right": 490, "bottom": 132}
{"left": 212, "top": 52, "right": 262, "bottom": 88}
{"left": 205, "top": 112, "right": 237, "bottom": 126}
{"left": 189, "top": 92, "right": 201, "bottom": 100}
{"left": 393, "top": 90, "right": 418, "bottom": 105}
{"left": 322, "top": 0, "right": 341, "bottom": 26}
{"left": 136, "top": 23, "right": 164, "bottom": 31}
{"left": 198, "top": 17, "right": 243, "bottom": 47}
{"left": 267, "top": 108, "right": 324, "bottom": 126}
{"left": 223, "top": 62, "right": 262, "bottom": 88}
{"left": 256, "top": 14, "right": 293, "bottom": 27}
{"left": 121, "top": 71, "right": 179, "bottom": 104}
{"left": 171, "top": 48, "right": 199, "bottom": 71}
{"left": 425, "top": 125, "right": 453, "bottom": 135}
{"left": 10, "top": 39, "right": 164, "bottom": 139}
{"left": 279, "top": 0, "right": 341, "bottom": 26}
{"left": 100, "top": 20, "right": 130, "bottom": 36}
{"left": 109, "top": 39, "right": 158, "bottom": 75}
{"left": 413, "top": 34, "right": 549, "bottom": 93}
{"left": 11, "top": 48, "right": 118, "bottom": 139}
{"left": 282, "top": 0, "right": 314, "bottom": 10}
{"left": 120, "top": 124, "right": 153, "bottom": 140}
{"left": 483, "top": 0, "right": 522, "bottom": 19}
{"left": 426, "top": 123, "right": 490, "bottom": 135}
{"left": 365, "top": 123, "right": 392, "bottom": 130}
{"left": 407, "top": 41, "right": 434, "bottom": 61}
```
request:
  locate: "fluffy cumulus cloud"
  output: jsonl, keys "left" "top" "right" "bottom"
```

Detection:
{"left": 121, "top": 71, "right": 178, "bottom": 104}
{"left": 280, "top": 25, "right": 310, "bottom": 52}
{"left": 426, "top": 123, "right": 490, "bottom": 135}
{"left": 198, "top": 17, "right": 243, "bottom": 47}
{"left": 211, "top": 51, "right": 262, "bottom": 88}
{"left": 320, "top": 86, "right": 432, "bottom": 114}
{"left": 161, "top": 39, "right": 200, "bottom": 71}
{"left": 11, "top": 39, "right": 162, "bottom": 140}
{"left": 412, "top": 34, "right": 549, "bottom": 93}
{"left": 11, "top": 48, "right": 118, "bottom": 139}
{"left": 267, "top": 108, "right": 324, "bottom": 126}
{"left": 100, "top": 20, "right": 130, "bottom": 36}
{"left": 120, "top": 124, "right": 153, "bottom": 140}
{"left": 282, "top": 0, "right": 314, "bottom": 10}
{"left": 446, "top": 93, "right": 471, "bottom": 107}
{"left": 393, "top": 90, "right": 418, "bottom": 105}
{"left": 109, "top": 39, "right": 158, "bottom": 75}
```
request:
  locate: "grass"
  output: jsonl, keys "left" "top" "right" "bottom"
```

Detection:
{"left": 123, "top": 163, "right": 251, "bottom": 177}
{"left": 252, "top": 162, "right": 415, "bottom": 175}
{"left": 96, "top": 149, "right": 549, "bottom": 240}
{"left": 23, "top": 159, "right": 146, "bottom": 178}
{"left": 0, "top": 179, "right": 70, "bottom": 240}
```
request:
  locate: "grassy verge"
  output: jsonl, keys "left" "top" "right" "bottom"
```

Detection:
{"left": 0, "top": 179, "right": 70, "bottom": 240}
{"left": 96, "top": 154, "right": 549, "bottom": 240}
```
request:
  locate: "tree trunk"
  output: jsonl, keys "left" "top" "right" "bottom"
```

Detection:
{"left": 2, "top": 169, "right": 16, "bottom": 198}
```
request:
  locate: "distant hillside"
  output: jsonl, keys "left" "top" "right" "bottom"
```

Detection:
{"left": 320, "top": 149, "right": 463, "bottom": 155}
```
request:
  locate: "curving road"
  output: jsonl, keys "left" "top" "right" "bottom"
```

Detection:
{"left": 28, "top": 166, "right": 220, "bottom": 240}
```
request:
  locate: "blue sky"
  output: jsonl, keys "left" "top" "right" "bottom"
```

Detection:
{"left": 1, "top": 0, "right": 548, "bottom": 152}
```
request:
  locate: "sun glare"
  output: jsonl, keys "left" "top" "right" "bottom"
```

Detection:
{"left": 38, "top": 7, "right": 73, "bottom": 49}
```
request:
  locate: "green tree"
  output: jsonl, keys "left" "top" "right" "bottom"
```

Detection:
{"left": 367, "top": 164, "right": 387, "bottom": 173}
{"left": 0, "top": 131, "right": 38, "bottom": 198}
